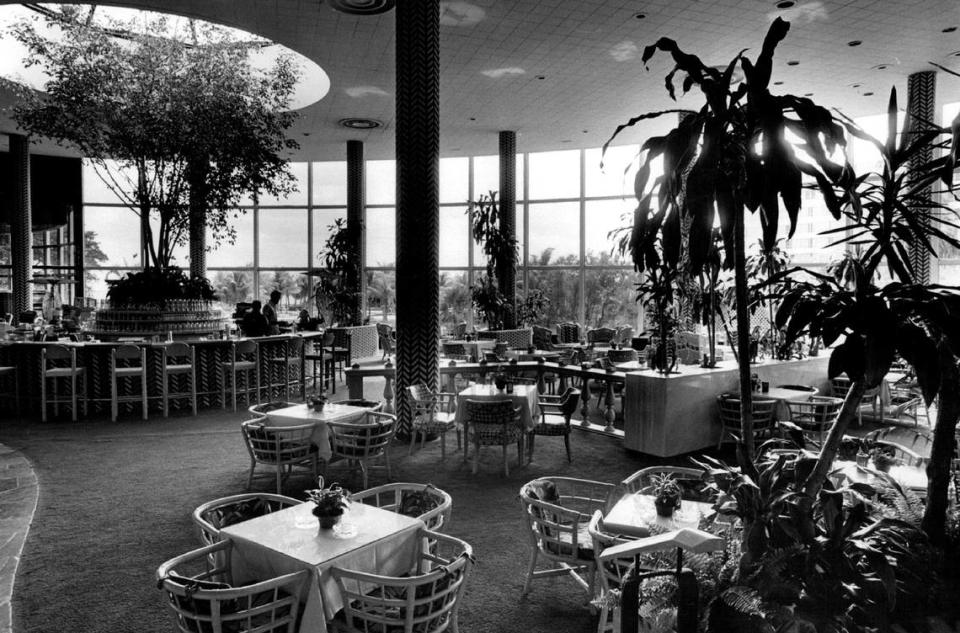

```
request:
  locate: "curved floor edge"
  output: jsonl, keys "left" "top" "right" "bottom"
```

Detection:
{"left": 0, "top": 444, "right": 39, "bottom": 633}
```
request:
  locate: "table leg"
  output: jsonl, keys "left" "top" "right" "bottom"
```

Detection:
{"left": 346, "top": 373, "right": 363, "bottom": 400}
{"left": 604, "top": 381, "right": 616, "bottom": 433}
{"left": 383, "top": 374, "right": 395, "bottom": 414}
{"left": 580, "top": 375, "right": 591, "bottom": 425}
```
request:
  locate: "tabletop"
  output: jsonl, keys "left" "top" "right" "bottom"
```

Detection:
{"left": 224, "top": 501, "right": 424, "bottom": 633}
{"left": 265, "top": 403, "right": 371, "bottom": 460}
{"left": 748, "top": 386, "right": 820, "bottom": 401}
{"left": 832, "top": 460, "right": 927, "bottom": 493}
{"left": 603, "top": 493, "right": 714, "bottom": 539}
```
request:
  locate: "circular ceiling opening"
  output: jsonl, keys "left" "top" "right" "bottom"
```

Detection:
{"left": 0, "top": 4, "right": 330, "bottom": 111}
{"left": 327, "top": 0, "right": 396, "bottom": 16}
{"left": 339, "top": 118, "right": 383, "bottom": 129}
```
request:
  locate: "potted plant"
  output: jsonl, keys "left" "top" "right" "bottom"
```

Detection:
{"left": 651, "top": 473, "right": 682, "bottom": 518}
{"left": 309, "top": 392, "right": 328, "bottom": 412}
{"left": 306, "top": 481, "right": 350, "bottom": 529}
{"left": 871, "top": 446, "right": 899, "bottom": 474}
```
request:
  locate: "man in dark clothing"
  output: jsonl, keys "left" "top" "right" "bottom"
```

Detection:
{"left": 240, "top": 300, "right": 270, "bottom": 337}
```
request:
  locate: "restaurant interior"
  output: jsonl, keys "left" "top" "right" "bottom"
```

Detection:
{"left": 2, "top": 1, "right": 960, "bottom": 632}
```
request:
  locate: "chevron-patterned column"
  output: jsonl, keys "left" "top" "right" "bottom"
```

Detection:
{"left": 188, "top": 159, "right": 208, "bottom": 278}
{"left": 10, "top": 134, "right": 32, "bottom": 315}
{"left": 498, "top": 130, "right": 517, "bottom": 329}
{"left": 907, "top": 70, "right": 935, "bottom": 284}
{"left": 347, "top": 140, "right": 367, "bottom": 325}
{"left": 394, "top": 0, "right": 440, "bottom": 437}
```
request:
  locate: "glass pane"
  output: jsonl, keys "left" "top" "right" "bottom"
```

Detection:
{"left": 82, "top": 159, "right": 130, "bottom": 204}
{"left": 440, "top": 205, "right": 469, "bottom": 267}
{"left": 146, "top": 214, "right": 188, "bottom": 267}
{"left": 365, "top": 270, "right": 396, "bottom": 324}
{"left": 366, "top": 208, "right": 395, "bottom": 267}
{"left": 312, "top": 161, "right": 348, "bottom": 206}
{"left": 527, "top": 268, "right": 579, "bottom": 325}
{"left": 206, "top": 211, "right": 253, "bottom": 268}
{"left": 528, "top": 202, "right": 579, "bottom": 265}
{"left": 84, "top": 206, "right": 141, "bottom": 267}
{"left": 367, "top": 160, "right": 396, "bottom": 205}
{"left": 585, "top": 144, "right": 640, "bottom": 198}
{"left": 528, "top": 150, "right": 580, "bottom": 200}
{"left": 258, "top": 162, "right": 308, "bottom": 206}
{"left": 258, "top": 271, "right": 311, "bottom": 318}
{"left": 209, "top": 270, "right": 255, "bottom": 311}
{"left": 585, "top": 200, "right": 632, "bottom": 265}
{"left": 439, "top": 270, "right": 471, "bottom": 333}
{"left": 259, "top": 209, "right": 308, "bottom": 267}
{"left": 583, "top": 269, "right": 639, "bottom": 330}
{"left": 473, "top": 154, "right": 523, "bottom": 202}
{"left": 311, "top": 209, "right": 347, "bottom": 267}
{"left": 440, "top": 157, "right": 469, "bottom": 204}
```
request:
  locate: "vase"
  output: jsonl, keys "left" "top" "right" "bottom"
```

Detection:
{"left": 873, "top": 459, "right": 892, "bottom": 473}
{"left": 316, "top": 512, "right": 342, "bottom": 530}
{"left": 654, "top": 499, "right": 678, "bottom": 518}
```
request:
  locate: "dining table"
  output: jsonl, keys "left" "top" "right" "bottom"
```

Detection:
{"left": 747, "top": 385, "right": 820, "bottom": 421}
{"left": 603, "top": 492, "right": 715, "bottom": 538}
{"left": 832, "top": 460, "right": 928, "bottom": 495}
{"left": 443, "top": 338, "right": 495, "bottom": 361}
{"left": 455, "top": 383, "right": 540, "bottom": 461}
{"left": 264, "top": 402, "right": 373, "bottom": 460}
{"left": 222, "top": 501, "right": 425, "bottom": 633}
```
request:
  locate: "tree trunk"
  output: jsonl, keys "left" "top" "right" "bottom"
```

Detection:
{"left": 803, "top": 379, "right": 867, "bottom": 498}
{"left": 733, "top": 206, "right": 754, "bottom": 466}
{"left": 921, "top": 347, "right": 960, "bottom": 545}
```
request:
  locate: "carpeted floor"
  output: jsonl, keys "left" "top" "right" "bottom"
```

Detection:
{"left": 1, "top": 402, "right": 714, "bottom": 633}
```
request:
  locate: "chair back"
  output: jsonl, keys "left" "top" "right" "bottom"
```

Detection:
{"left": 192, "top": 492, "right": 300, "bottom": 546}
{"left": 157, "top": 540, "right": 307, "bottom": 633}
{"left": 165, "top": 342, "right": 194, "bottom": 363}
{"left": 559, "top": 388, "right": 581, "bottom": 418}
{"left": 717, "top": 393, "right": 778, "bottom": 433}
{"left": 556, "top": 322, "right": 581, "bottom": 344}
{"left": 787, "top": 395, "right": 842, "bottom": 436}
{"left": 286, "top": 336, "right": 304, "bottom": 356}
{"left": 328, "top": 411, "right": 397, "bottom": 460}
{"left": 42, "top": 343, "right": 75, "bottom": 363}
{"left": 616, "top": 325, "right": 635, "bottom": 345}
{"left": 587, "top": 327, "right": 616, "bottom": 346}
{"left": 376, "top": 322, "right": 395, "bottom": 351}
{"left": 532, "top": 325, "right": 554, "bottom": 350}
{"left": 464, "top": 399, "right": 521, "bottom": 445}
{"left": 442, "top": 341, "right": 466, "bottom": 357}
{"left": 241, "top": 418, "right": 315, "bottom": 465}
{"left": 518, "top": 476, "right": 614, "bottom": 562}
{"left": 865, "top": 426, "right": 933, "bottom": 465}
{"left": 248, "top": 401, "right": 298, "bottom": 417}
{"left": 349, "top": 482, "right": 453, "bottom": 531}
{"left": 606, "top": 348, "right": 638, "bottom": 364}
{"left": 332, "top": 531, "right": 472, "bottom": 633}
{"left": 587, "top": 510, "right": 634, "bottom": 595}
{"left": 619, "top": 466, "right": 714, "bottom": 502}
{"left": 234, "top": 339, "right": 258, "bottom": 357}
{"left": 113, "top": 344, "right": 143, "bottom": 363}
{"left": 338, "top": 399, "right": 385, "bottom": 410}
{"left": 322, "top": 331, "right": 335, "bottom": 346}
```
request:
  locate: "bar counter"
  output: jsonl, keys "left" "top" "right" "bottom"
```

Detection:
{"left": 0, "top": 332, "right": 324, "bottom": 418}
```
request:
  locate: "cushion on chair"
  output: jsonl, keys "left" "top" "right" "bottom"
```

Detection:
{"left": 203, "top": 498, "right": 282, "bottom": 530}
{"left": 398, "top": 488, "right": 442, "bottom": 519}
{"left": 531, "top": 419, "right": 569, "bottom": 436}
{"left": 526, "top": 479, "right": 560, "bottom": 503}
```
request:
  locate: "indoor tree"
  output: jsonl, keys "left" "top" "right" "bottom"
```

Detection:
{"left": 11, "top": 6, "right": 299, "bottom": 272}
{"left": 605, "top": 17, "right": 846, "bottom": 464}
{"left": 468, "top": 191, "right": 518, "bottom": 330}
{"left": 313, "top": 218, "right": 362, "bottom": 326}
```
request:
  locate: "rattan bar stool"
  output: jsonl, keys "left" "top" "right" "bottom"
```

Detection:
{"left": 110, "top": 344, "right": 148, "bottom": 421}
{"left": 221, "top": 339, "right": 260, "bottom": 412}
{"left": 161, "top": 342, "right": 197, "bottom": 417}
{"left": 40, "top": 344, "right": 87, "bottom": 422}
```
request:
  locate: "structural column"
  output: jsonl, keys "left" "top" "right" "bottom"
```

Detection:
{"left": 347, "top": 140, "right": 367, "bottom": 324}
{"left": 394, "top": 0, "right": 441, "bottom": 436}
{"left": 906, "top": 70, "right": 936, "bottom": 284}
{"left": 498, "top": 131, "right": 517, "bottom": 329}
{"left": 10, "top": 134, "right": 32, "bottom": 315}
{"left": 187, "top": 159, "right": 208, "bottom": 278}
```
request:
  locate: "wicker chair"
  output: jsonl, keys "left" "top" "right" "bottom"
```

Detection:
{"left": 831, "top": 375, "right": 880, "bottom": 425}
{"left": 556, "top": 322, "right": 582, "bottom": 344}
{"left": 349, "top": 482, "right": 453, "bottom": 531}
{"left": 586, "top": 327, "right": 616, "bottom": 347}
{"left": 265, "top": 337, "right": 304, "bottom": 402}
{"left": 864, "top": 426, "right": 933, "bottom": 467}
{"left": 161, "top": 342, "right": 197, "bottom": 417}
{"left": 532, "top": 324, "right": 555, "bottom": 350}
{"left": 110, "top": 343, "right": 148, "bottom": 421}
{"left": 462, "top": 399, "right": 523, "bottom": 476}
{"left": 518, "top": 476, "right": 616, "bottom": 598}
{"left": 222, "top": 339, "right": 261, "bottom": 412}
{"left": 331, "top": 531, "right": 473, "bottom": 633}
{"left": 587, "top": 510, "right": 642, "bottom": 633}
{"left": 716, "top": 393, "right": 779, "bottom": 448}
{"left": 326, "top": 411, "right": 398, "bottom": 489}
{"left": 407, "top": 384, "right": 460, "bottom": 458}
{"left": 192, "top": 492, "right": 301, "bottom": 546}
{"left": 248, "top": 401, "right": 299, "bottom": 417}
{"left": 528, "top": 388, "right": 580, "bottom": 464}
{"left": 41, "top": 344, "right": 87, "bottom": 422}
{"left": 619, "top": 466, "right": 715, "bottom": 502}
{"left": 785, "top": 396, "right": 843, "bottom": 446}
{"left": 240, "top": 417, "right": 319, "bottom": 493}
{"left": 157, "top": 540, "right": 308, "bottom": 633}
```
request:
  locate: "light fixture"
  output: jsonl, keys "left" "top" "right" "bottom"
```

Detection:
{"left": 863, "top": 92, "right": 874, "bottom": 96}
{"left": 327, "top": 0, "right": 396, "bottom": 15}
{"left": 848, "top": 40, "right": 862, "bottom": 47}
{"left": 633, "top": 12, "right": 646, "bottom": 19}
{"left": 775, "top": 1, "right": 795, "bottom": 8}
{"left": 786, "top": 60, "right": 799, "bottom": 66}
{"left": 339, "top": 118, "right": 382, "bottom": 129}
{"left": 943, "top": 26, "right": 957, "bottom": 33}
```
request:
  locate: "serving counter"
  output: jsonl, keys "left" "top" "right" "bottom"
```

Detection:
{"left": 0, "top": 332, "right": 323, "bottom": 418}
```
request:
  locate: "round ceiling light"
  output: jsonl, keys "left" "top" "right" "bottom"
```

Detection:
{"left": 848, "top": 40, "right": 862, "bottom": 47}
{"left": 943, "top": 26, "right": 957, "bottom": 33}
{"left": 339, "top": 118, "right": 382, "bottom": 129}
{"left": 327, "top": 0, "right": 396, "bottom": 15}
{"left": 775, "top": 1, "right": 795, "bottom": 8}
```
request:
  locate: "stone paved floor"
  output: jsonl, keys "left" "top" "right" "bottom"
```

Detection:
{"left": 0, "top": 444, "right": 37, "bottom": 633}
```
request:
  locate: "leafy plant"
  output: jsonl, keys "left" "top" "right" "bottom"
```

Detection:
{"left": 106, "top": 266, "right": 217, "bottom": 305}
{"left": 516, "top": 288, "right": 551, "bottom": 327}
{"left": 651, "top": 473, "right": 682, "bottom": 510}
{"left": 313, "top": 218, "right": 362, "bottom": 326}
{"left": 468, "top": 192, "right": 518, "bottom": 329}
{"left": 306, "top": 483, "right": 350, "bottom": 517}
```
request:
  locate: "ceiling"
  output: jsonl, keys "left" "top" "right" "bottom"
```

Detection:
{"left": 0, "top": 0, "right": 959, "bottom": 162}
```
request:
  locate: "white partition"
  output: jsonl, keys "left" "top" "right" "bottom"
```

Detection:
{"left": 622, "top": 355, "right": 832, "bottom": 457}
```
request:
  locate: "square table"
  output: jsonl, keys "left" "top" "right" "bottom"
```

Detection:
{"left": 603, "top": 492, "right": 714, "bottom": 538}
{"left": 223, "top": 501, "right": 424, "bottom": 633}
{"left": 265, "top": 403, "right": 371, "bottom": 461}
{"left": 832, "top": 460, "right": 927, "bottom": 495}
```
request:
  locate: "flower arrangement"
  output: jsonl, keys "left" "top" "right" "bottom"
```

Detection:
{"left": 306, "top": 480, "right": 350, "bottom": 528}
{"left": 309, "top": 392, "right": 328, "bottom": 412}
{"left": 651, "top": 473, "right": 683, "bottom": 517}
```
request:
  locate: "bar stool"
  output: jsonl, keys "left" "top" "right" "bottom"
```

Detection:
{"left": 266, "top": 336, "right": 304, "bottom": 402}
{"left": 110, "top": 344, "right": 148, "bottom": 421}
{"left": 41, "top": 344, "right": 87, "bottom": 422}
{"left": 0, "top": 365, "right": 21, "bottom": 419}
{"left": 323, "top": 331, "right": 348, "bottom": 392}
{"left": 303, "top": 340, "right": 325, "bottom": 393}
{"left": 221, "top": 339, "right": 260, "bottom": 412}
{"left": 162, "top": 342, "right": 197, "bottom": 417}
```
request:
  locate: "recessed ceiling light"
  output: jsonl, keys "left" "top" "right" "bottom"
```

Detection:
{"left": 850, "top": 83, "right": 862, "bottom": 89}
{"left": 943, "top": 26, "right": 958, "bottom": 33}
{"left": 469, "top": 117, "right": 476, "bottom": 121}
{"left": 863, "top": 92, "right": 874, "bottom": 96}
{"left": 848, "top": 40, "right": 862, "bottom": 47}
{"left": 952, "top": 50, "right": 960, "bottom": 57}
{"left": 303, "top": 132, "right": 311, "bottom": 136}
{"left": 327, "top": 0, "right": 396, "bottom": 15}
{"left": 872, "top": 64, "right": 889, "bottom": 70}
{"left": 804, "top": 92, "right": 814, "bottom": 97}
{"left": 773, "top": 81, "right": 784, "bottom": 85}
{"left": 775, "top": 1, "right": 795, "bottom": 8}
{"left": 582, "top": 130, "right": 588, "bottom": 133}
{"left": 633, "top": 12, "right": 646, "bottom": 19}
{"left": 536, "top": 75, "right": 546, "bottom": 80}
{"left": 339, "top": 118, "right": 382, "bottom": 129}
{"left": 786, "top": 60, "right": 799, "bottom": 66}
{"left": 560, "top": 139, "right": 572, "bottom": 143}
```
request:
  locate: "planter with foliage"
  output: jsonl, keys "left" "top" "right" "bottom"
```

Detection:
{"left": 307, "top": 481, "right": 350, "bottom": 530}
{"left": 469, "top": 192, "right": 518, "bottom": 330}
{"left": 651, "top": 473, "right": 682, "bottom": 518}
{"left": 311, "top": 219, "right": 362, "bottom": 327}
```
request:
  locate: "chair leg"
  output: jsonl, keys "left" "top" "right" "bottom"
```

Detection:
{"left": 502, "top": 443, "right": 509, "bottom": 477}
{"left": 141, "top": 372, "right": 148, "bottom": 420}
{"left": 472, "top": 440, "right": 479, "bottom": 474}
{"left": 408, "top": 427, "right": 418, "bottom": 456}
{"left": 564, "top": 433, "right": 571, "bottom": 463}
{"left": 247, "top": 459, "right": 256, "bottom": 490}
{"left": 527, "top": 433, "right": 535, "bottom": 463}
{"left": 521, "top": 549, "right": 538, "bottom": 597}
{"left": 71, "top": 374, "right": 78, "bottom": 422}
{"left": 275, "top": 466, "right": 283, "bottom": 494}
{"left": 111, "top": 375, "right": 118, "bottom": 422}
{"left": 191, "top": 373, "right": 197, "bottom": 416}
{"left": 440, "top": 429, "right": 446, "bottom": 460}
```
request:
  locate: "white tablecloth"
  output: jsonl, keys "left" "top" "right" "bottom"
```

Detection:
{"left": 223, "top": 502, "right": 424, "bottom": 633}
{"left": 833, "top": 460, "right": 927, "bottom": 494}
{"left": 603, "top": 493, "right": 714, "bottom": 538}
{"left": 265, "top": 403, "right": 369, "bottom": 460}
